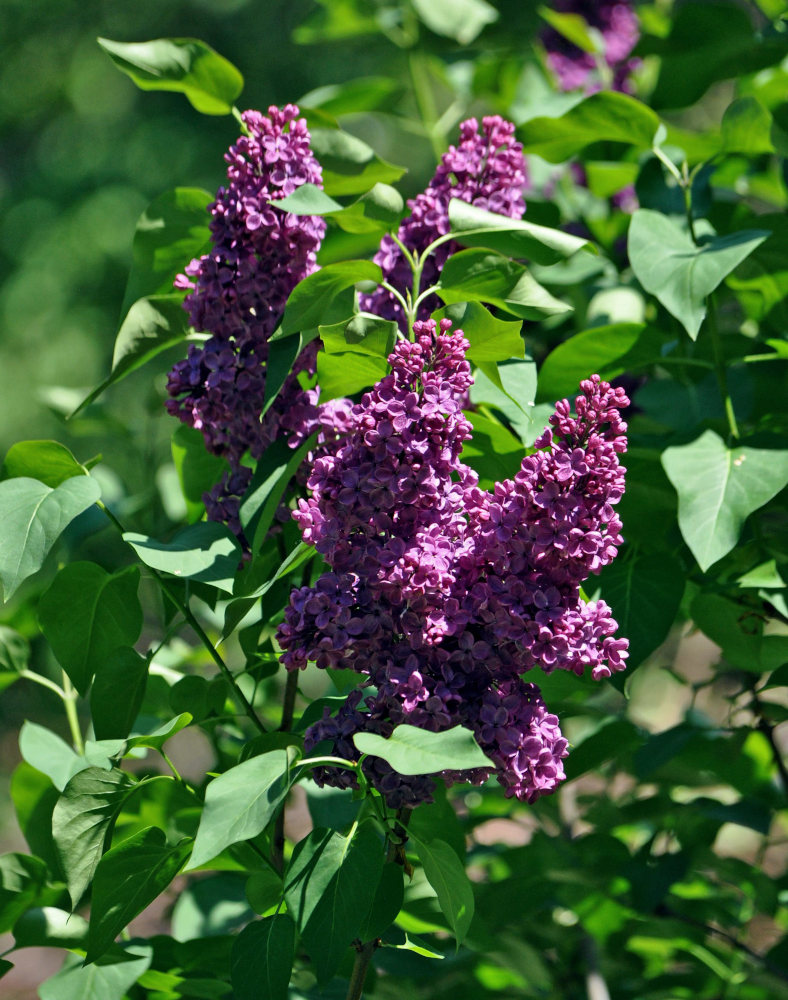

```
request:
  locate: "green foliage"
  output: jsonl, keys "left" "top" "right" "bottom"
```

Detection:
{"left": 3, "top": 7, "right": 788, "bottom": 1000}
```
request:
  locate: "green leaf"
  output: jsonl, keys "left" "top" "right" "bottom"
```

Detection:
{"left": 448, "top": 200, "right": 595, "bottom": 265}
{"left": 171, "top": 425, "right": 230, "bottom": 524}
{"left": 19, "top": 722, "right": 84, "bottom": 793}
{"left": 269, "top": 183, "right": 344, "bottom": 216}
{"left": 245, "top": 869, "right": 284, "bottom": 914}
{"left": 721, "top": 96, "right": 775, "bottom": 155}
{"left": 230, "top": 915, "right": 295, "bottom": 1000}
{"left": 411, "top": 0, "right": 498, "bottom": 44}
{"left": 353, "top": 724, "right": 490, "bottom": 775}
{"left": 438, "top": 250, "right": 571, "bottom": 320}
{"left": 411, "top": 836, "right": 474, "bottom": 945}
{"left": 91, "top": 648, "right": 149, "bottom": 740}
{"left": 597, "top": 552, "right": 685, "bottom": 671}
{"left": 462, "top": 411, "right": 524, "bottom": 486}
{"left": 2, "top": 440, "right": 87, "bottom": 488}
{"left": 726, "top": 214, "right": 788, "bottom": 327}
{"left": 628, "top": 211, "right": 769, "bottom": 340}
{"left": 120, "top": 187, "right": 212, "bottom": 319}
{"left": 13, "top": 906, "right": 89, "bottom": 949}
{"left": 279, "top": 260, "right": 382, "bottom": 337}
{"left": 239, "top": 435, "right": 317, "bottom": 555}
{"left": 125, "top": 713, "right": 193, "bottom": 752}
{"left": 300, "top": 76, "right": 401, "bottom": 115}
{"left": 317, "top": 351, "right": 389, "bottom": 401}
{"left": 0, "top": 625, "right": 29, "bottom": 673}
{"left": 309, "top": 128, "right": 406, "bottom": 197}
{"left": 123, "top": 523, "right": 242, "bottom": 593}
{"left": 320, "top": 312, "right": 397, "bottom": 357}
{"left": 691, "top": 593, "right": 788, "bottom": 673}
{"left": 538, "top": 5, "right": 601, "bottom": 53}
{"left": 187, "top": 748, "right": 299, "bottom": 870}
{"left": 87, "top": 827, "right": 191, "bottom": 962}
{"left": 39, "top": 943, "right": 152, "bottom": 1000}
{"left": 738, "top": 560, "right": 784, "bottom": 590}
{"left": 564, "top": 719, "right": 643, "bottom": 781}
{"left": 470, "top": 358, "right": 543, "bottom": 447}
{"left": 52, "top": 766, "right": 135, "bottom": 908}
{"left": 10, "top": 762, "right": 60, "bottom": 871}
{"left": 284, "top": 823, "right": 383, "bottom": 983}
{"left": 517, "top": 92, "right": 661, "bottom": 162}
{"left": 358, "top": 862, "right": 404, "bottom": 941}
{"left": 0, "top": 476, "right": 101, "bottom": 602}
{"left": 536, "top": 323, "right": 664, "bottom": 402}
{"left": 97, "top": 37, "right": 243, "bottom": 115}
{"left": 73, "top": 294, "right": 191, "bottom": 415}
{"left": 39, "top": 563, "right": 142, "bottom": 696}
{"left": 432, "top": 301, "right": 524, "bottom": 365}
{"left": 662, "top": 430, "right": 788, "bottom": 571}
{"left": 0, "top": 854, "right": 49, "bottom": 933}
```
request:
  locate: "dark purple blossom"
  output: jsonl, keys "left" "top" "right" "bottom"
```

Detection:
{"left": 542, "top": 0, "right": 640, "bottom": 94}
{"left": 277, "top": 320, "right": 629, "bottom": 808}
{"left": 360, "top": 116, "right": 528, "bottom": 327}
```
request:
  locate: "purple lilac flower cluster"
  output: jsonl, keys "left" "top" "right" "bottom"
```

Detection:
{"left": 542, "top": 0, "right": 640, "bottom": 94}
{"left": 165, "top": 105, "right": 327, "bottom": 527}
{"left": 361, "top": 116, "right": 528, "bottom": 328}
{"left": 277, "top": 319, "right": 629, "bottom": 808}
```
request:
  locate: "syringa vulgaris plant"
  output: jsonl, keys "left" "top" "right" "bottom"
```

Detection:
{"left": 1, "top": 2, "right": 787, "bottom": 998}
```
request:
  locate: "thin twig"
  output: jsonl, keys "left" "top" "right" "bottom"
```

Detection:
{"left": 272, "top": 671, "right": 299, "bottom": 874}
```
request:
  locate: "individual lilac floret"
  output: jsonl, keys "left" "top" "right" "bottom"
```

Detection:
{"left": 542, "top": 0, "right": 640, "bottom": 94}
{"left": 166, "top": 105, "right": 326, "bottom": 477}
{"left": 360, "top": 116, "right": 528, "bottom": 328}
{"left": 277, "top": 322, "right": 629, "bottom": 808}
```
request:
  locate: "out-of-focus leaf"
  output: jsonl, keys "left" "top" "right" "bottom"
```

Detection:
{"left": 97, "top": 37, "right": 243, "bottom": 114}
{"left": 411, "top": 0, "right": 498, "bottom": 44}
{"left": 1, "top": 440, "right": 87, "bottom": 489}
{"left": 171, "top": 425, "right": 230, "bottom": 524}
{"left": 38, "top": 943, "right": 152, "bottom": 1000}
{"left": 120, "top": 187, "right": 212, "bottom": 318}
{"left": 518, "top": 92, "right": 660, "bottom": 162}
{"left": 308, "top": 128, "right": 406, "bottom": 197}
{"left": 72, "top": 295, "right": 191, "bottom": 415}
{"left": 13, "top": 907, "right": 89, "bottom": 950}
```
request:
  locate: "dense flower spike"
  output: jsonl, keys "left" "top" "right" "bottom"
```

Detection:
{"left": 542, "top": 0, "right": 640, "bottom": 94}
{"left": 277, "top": 321, "right": 629, "bottom": 807}
{"left": 165, "top": 105, "right": 326, "bottom": 475}
{"left": 361, "top": 116, "right": 528, "bottom": 327}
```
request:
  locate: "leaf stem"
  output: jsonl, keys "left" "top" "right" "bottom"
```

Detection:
{"left": 96, "top": 500, "right": 267, "bottom": 734}
{"left": 706, "top": 300, "right": 740, "bottom": 440}
{"left": 19, "top": 670, "right": 66, "bottom": 700}
{"left": 271, "top": 670, "right": 299, "bottom": 874}
{"left": 407, "top": 50, "right": 447, "bottom": 162}
{"left": 346, "top": 940, "right": 377, "bottom": 1000}
{"left": 62, "top": 672, "right": 84, "bottom": 755}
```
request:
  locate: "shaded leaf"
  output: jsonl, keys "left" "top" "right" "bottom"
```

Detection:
{"left": 38, "top": 943, "right": 152, "bottom": 1000}
{"left": 284, "top": 823, "right": 383, "bottom": 982}
{"left": 279, "top": 260, "right": 382, "bottom": 337}
{"left": 39, "top": 563, "right": 142, "bottom": 696}
{"left": 411, "top": 0, "right": 497, "bottom": 44}
{"left": 309, "top": 128, "right": 406, "bottom": 197}
{"left": 13, "top": 906, "right": 89, "bottom": 950}
{"left": 171, "top": 425, "right": 230, "bottom": 524}
{"left": 411, "top": 836, "right": 474, "bottom": 946}
{"left": 230, "top": 915, "right": 294, "bottom": 1000}
{"left": 91, "top": 648, "right": 149, "bottom": 740}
